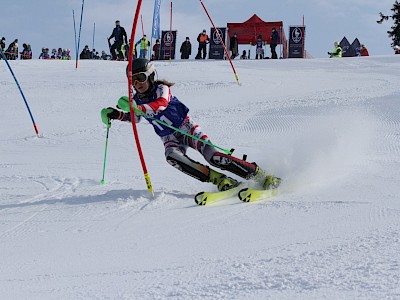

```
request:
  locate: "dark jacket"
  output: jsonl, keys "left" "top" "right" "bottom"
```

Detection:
{"left": 180, "top": 41, "right": 192, "bottom": 58}
{"left": 271, "top": 30, "right": 279, "bottom": 45}
{"left": 80, "top": 49, "right": 91, "bottom": 59}
{"left": 109, "top": 26, "right": 128, "bottom": 44}
{"left": 230, "top": 36, "right": 238, "bottom": 52}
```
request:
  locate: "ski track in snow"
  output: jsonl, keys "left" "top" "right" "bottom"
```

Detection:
{"left": 1, "top": 58, "right": 400, "bottom": 299}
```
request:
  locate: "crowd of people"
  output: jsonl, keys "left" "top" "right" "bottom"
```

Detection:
{"left": 3, "top": 21, "right": 399, "bottom": 62}
{"left": 0, "top": 37, "right": 32, "bottom": 60}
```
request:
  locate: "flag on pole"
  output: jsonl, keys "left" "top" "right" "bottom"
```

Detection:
{"left": 152, "top": 0, "right": 162, "bottom": 39}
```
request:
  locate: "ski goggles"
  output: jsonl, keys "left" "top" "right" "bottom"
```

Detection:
{"left": 131, "top": 64, "right": 155, "bottom": 84}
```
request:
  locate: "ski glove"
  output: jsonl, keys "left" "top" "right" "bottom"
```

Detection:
{"left": 101, "top": 107, "right": 124, "bottom": 127}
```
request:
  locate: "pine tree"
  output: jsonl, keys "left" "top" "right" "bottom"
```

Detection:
{"left": 377, "top": 1, "right": 400, "bottom": 48}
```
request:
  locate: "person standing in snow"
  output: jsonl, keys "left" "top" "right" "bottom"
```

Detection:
{"left": 108, "top": 20, "right": 128, "bottom": 61}
{"left": 229, "top": 33, "right": 239, "bottom": 59}
{"left": 195, "top": 29, "right": 209, "bottom": 59}
{"left": 180, "top": 37, "right": 192, "bottom": 59}
{"left": 100, "top": 58, "right": 281, "bottom": 192}
{"left": 255, "top": 35, "right": 264, "bottom": 59}
{"left": 152, "top": 39, "right": 161, "bottom": 60}
{"left": 270, "top": 28, "right": 279, "bottom": 59}
{"left": 135, "top": 35, "right": 150, "bottom": 59}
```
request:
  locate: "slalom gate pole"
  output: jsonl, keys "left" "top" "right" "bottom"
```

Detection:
{"left": 198, "top": 0, "right": 240, "bottom": 85}
{"left": 0, "top": 48, "right": 39, "bottom": 137}
{"left": 73, "top": 10, "right": 78, "bottom": 60}
{"left": 92, "top": 22, "right": 96, "bottom": 50}
{"left": 140, "top": 14, "right": 144, "bottom": 36}
{"left": 76, "top": 0, "right": 85, "bottom": 69}
{"left": 128, "top": 0, "right": 154, "bottom": 196}
{"left": 101, "top": 126, "right": 110, "bottom": 184}
{"left": 169, "top": 0, "right": 172, "bottom": 62}
{"left": 135, "top": 109, "right": 233, "bottom": 155}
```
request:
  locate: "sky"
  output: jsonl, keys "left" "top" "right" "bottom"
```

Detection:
{"left": 1, "top": 0, "right": 397, "bottom": 58}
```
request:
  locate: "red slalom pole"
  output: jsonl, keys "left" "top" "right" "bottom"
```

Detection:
{"left": 198, "top": 0, "right": 240, "bottom": 85}
{"left": 128, "top": 0, "right": 154, "bottom": 196}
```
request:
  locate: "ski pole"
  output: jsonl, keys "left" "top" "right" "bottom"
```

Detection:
{"left": 0, "top": 48, "right": 39, "bottom": 137}
{"left": 127, "top": 0, "right": 154, "bottom": 197}
{"left": 135, "top": 109, "right": 233, "bottom": 155}
{"left": 100, "top": 126, "right": 110, "bottom": 184}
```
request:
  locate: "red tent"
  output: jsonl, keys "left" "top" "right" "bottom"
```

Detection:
{"left": 227, "top": 14, "right": 287, "bottom": 58}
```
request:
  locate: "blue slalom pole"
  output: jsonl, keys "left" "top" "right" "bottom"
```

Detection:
{"left": 73, "top": 10, "right": 78, "bottom": 61}
{"left": 75, "top": 0, "right": 85, "bottom": 69}
{"left": 0, "top": 48, "right": 39, "bottom": 137}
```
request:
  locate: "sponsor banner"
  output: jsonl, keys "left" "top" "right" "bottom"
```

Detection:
{"left": 160, "top": 30, "right": 177, "bottom": 60}
{"left": 151, "top": 0, "right": 162, "bottom": 39}
{"left": 209, "top": 27, "right": 226, "bottom": 60}
{"left": 350, "top": 38, "right": 361, "bottom": 57}
{"left": 288, "top": 26, "right": 305, "bottom": 58}
{"left": 340, "top": 37, "right": 351, "bottom": 57}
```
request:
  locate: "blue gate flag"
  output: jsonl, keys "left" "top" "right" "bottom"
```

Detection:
{"left": 152, "top": 0, "right": 162, "bottom": 39}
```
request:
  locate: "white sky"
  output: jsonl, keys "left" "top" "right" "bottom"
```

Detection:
{"left": 1, "top": 0, "right": 396, "bottom": 58}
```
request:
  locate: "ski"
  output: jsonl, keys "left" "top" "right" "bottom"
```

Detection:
{"left": 238, "top": 188, "right": 277, "bottom": 202}
{"left": 194, "top": 185, "right": 243, "bottom": 206}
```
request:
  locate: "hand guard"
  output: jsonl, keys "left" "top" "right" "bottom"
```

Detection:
{"left": 117, "top": 96, "right": 130, "bottom": 112}
{"left": 100, "top": 108, "right": 113, "bottom": 128}
{"left": 116, "top": 96, "right": 143, "bottom": 115}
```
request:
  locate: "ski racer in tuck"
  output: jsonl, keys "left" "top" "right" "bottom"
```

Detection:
{"left": 100, "top": 58, "right": 281, "bottom": 192}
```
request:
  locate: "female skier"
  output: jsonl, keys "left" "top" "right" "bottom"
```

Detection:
{"left": 100, "top": 58, "right": 281, "bottom": 192}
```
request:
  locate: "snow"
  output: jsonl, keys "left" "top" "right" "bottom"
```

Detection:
{"left": 1, "top": 56, "right": 400, "bottom": 299}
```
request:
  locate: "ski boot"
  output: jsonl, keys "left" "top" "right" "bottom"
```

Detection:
{"left": 208, "top": 169, "right": 240, "bottom": 191}
{"left": 252, "top": 166, "right": 281, "bottom": 190}
{"left": 262, "top": 175, "right": 282, "bottom": 190}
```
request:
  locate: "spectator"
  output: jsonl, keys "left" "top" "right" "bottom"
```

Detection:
{"left": 93, "top": 50, "right": 100, "bottom": 59}
{"left": 101, "top": 50, "right": 111, "bottom": 60}
{"left": 51, "top": 48, "right": 57, "bottom": 59}
{"left": 360, "top": 44, "right": 369, "bottom": 56}
{"left": 240, "top": 50, "right": 248, "bottom": 59}
{"left": 394, "top": 45, "right": 400, "bottom": 54}
{"left": 39, "top": 48, "right": 50, "bottom": 59}
{"left": 0, "top": 37, "right": 5, "bottom": 52}
{"left": 20, "top": 43, "right": 32, "bottom": 59}
{"left": 180, "top": 37, "right": 192, "bottom": 59}
{"left": 255, "top": 35, "right": 264, "bottom": 59}
{"left": 100, "top": 50, "right": 111, "bottom": 60}
{"left": 152, "top": 39, "right": 161, "bottom": 60}
{"left": 108, "top": 20, "right": 128, "bottom": 60}
{"left": 56, "top": 48, "right": 63, "bottom": 59}
{"left": 135, "top": 34, "right": 150, "bottom": 59}
{"left": 270, "top": 28, "right": 279, "bottom": 59}
{"left": 63, "top": 49, "right": 71, "bottom": 60}
{"left": 328, "top": 41, "right": 342, "bottom": 58}
{"left": 80, "top": 45, "right": 91, "bottom": 59}
{"left": 6, "top": 39, "right": 18, "bottom": 60}
{"left": 195, "top": 29, "right": 209, "bottom": 59}
{"left": 229, "top": 32, "right": 238, "bottom": 59}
